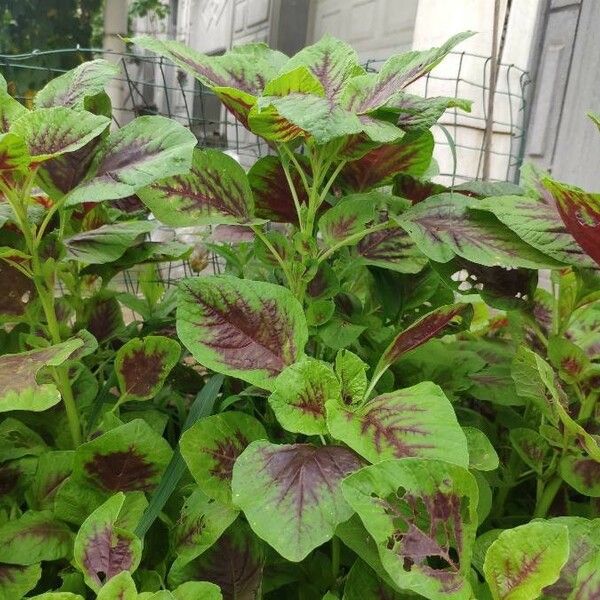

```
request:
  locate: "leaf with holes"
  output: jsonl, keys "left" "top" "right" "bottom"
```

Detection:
{"left": 326, "top": 382, "right": 468, "bottom": 467}
{"left": 139, "top": 149, "right": 257, "bottom": 227}
{"left": 73, "top": 492, "right": 142, "bottom": 592}
{"left": 176, "top": 275, "right": 307, "bottom": 390}
{"left": 114, "top": 336, "right": 180, "bottom": 401}
{"left": 248, "top": 155, "right": 309, "bottom": 224}
{"left": 0, "top": 132, "right": 29, "bottom": 171}
{"left": 560, "top": 455, "right": 600, "bottom": 497}
{"left": 373, "top": 303, "right": 472, "bottom": 384}
{"left": 342, "top": 458, "right": 478, "bottom": 599}
{"left": 232, "top": 441, "right": 362, "bottom": 561}
{"left": 397, "top": 193, "right": 564, "bottom": 268}
{"left": 168, "top": 520, "right": 264, "bottom": 599}
{"left": 340, "top": 32, "right": 473, "bottom": 113}
{"left": 180, "top": 412, "right": 266, "bottom": 504}
{"left": 66, "top": 116, "right": 196, "bottom": 205}
{"left": 542, "top": 517, "right": 600, "bottom": 599}
{"left": 0, "top": 338, "right": 84, "bottom": 413}
{"left": 268, "top": 356, "right": 340, "bottom": 435}
{"left": 483, "top": 521, "right": 569, "bottom": 600}
{"left": 73, "top": 419, "right": 172, "bottom": 494}
{"left": 171, "top": 489, "right": 238, "bottom": 574}
{"left": 63, "top": 221, "right": 157, "bottom": 264}
{"left": 35, "top": 60, "right": 119, "bottom": 109}
{"left": 340, "top": 132, "right": 434, "bottom": 192}
{"left": 471, "top": 193, "right": 597, "bottom": 268}
{"left": 0, "top": 511, "right": 73, "bottom": 565}
{"left": 0, "top": 563, "right": 41, "bottom": 599}
{"left": 10, "top": 107, "right": 109, "bottom": 162}
{"left": 540, "top": 177, "right": 600, "bottom": 266}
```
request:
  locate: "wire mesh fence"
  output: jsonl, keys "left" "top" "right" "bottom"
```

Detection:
{"left": 0, "top": 46, "right": 531, "bottom": 305}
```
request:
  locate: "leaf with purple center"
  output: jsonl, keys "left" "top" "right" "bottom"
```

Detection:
{"left": 0, "top": 510, "right": 73, "bottom": 565}
{"left": 326, "top": 382, "right": 469, "bottom": 467}
{"left": 509, "top": 428, "right": 550, "bottom": 475}
{"left": 560, "top": 455, "right": 600, "bottom": 497}
{"left": 82, "top": 293, "right": 125, "bottom": 343}
{"left": 115, "top": 336, "right": 180, "bottom": 402}
{"left": 540, "top": 177, "right": 600, "bottom": 266}
{"left": 483, "top": 521, "right": 569, "bottom": 600}
{"left": 335, "top": 350, "right": 369, "bottom": 407}
{"left": 387, "top": 94, "right": 472, "bottom": 133}
{"left": 396, "top": 193, "right": 564, "bottom": 269}
{"left": 0, "top": 337, "right": 84, "bottom": 413}
{"left": 34, "top": 59, "right": 119, "bottom": 109}
{"left": 66, "top": 115, "right": 197, "bottom": 205}
{"left": 179, "top": 411, "right": 266, "bottom": 505}
{"left": 342, "top": 458, "right": 478, "bottom": 600}
{"left": 170, "top": 489, "right": 239, "bottom": 574}
{"left": 176, "top": 275, "right": 308, "bottom": 390}
{"left": 63, "top": 220, "right": 157, "bottom": 264}
{"left": 139, "top": 148, "right": 257, "bottom": 227}
{"left": 168, "top": 520, "right": 264, "bottom": 599}
{"left": 547, "top": 335, "right": 590, "bottom": 384}
{"left": 340, "top": 132, "right": 434, "bottom": 192}
{"left": 73, "top": 492, "right": 142, "bottom": 592}
{"left": 371, "top": 303, "right": 472, "bottom": 388}
{"left": 73, "top": 419, "right": 172, "bottom": 494}
{"left": 268, "top": 356, "right": 340, "bottom": 435}
{"left": 232, "top": 441, "right": 362, "bottom": 561}
{"left": 0, "top": 563, "right": 41, "bottom": 599}
{"left": 10, "top": 107, "right": 110, "bottom": 162}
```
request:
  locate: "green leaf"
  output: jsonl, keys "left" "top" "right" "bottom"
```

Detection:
{"left": 263, "top": 66, "right": 325, "bottom": 97}
{"left": 232, "top": 441, "right": 362, "bottom": 561}
{"left": 26, "top": 450, "right": 74, "bottom": 510}
{"left": 280, "top": 35, "right": 362, "bottom": 100}
{"left": 391, "top": 94, "right": 472, "bottom": 133}
{"left": 35, "top": 60, "right": 119, "bottom": 109}
{"left": 483, "top": 521, "right": 569, "bottom": 600}
{"left": 172, "top": 581, "right": 223, "bottom": 600}
{"left": 29, "top": 593, "right": 85, "bottom": 600}
{"left": 0, "top": 132, "right": 30, "bottom": 171}
{"left": 397, "top": 193, "right": 563, "bottom": 268}
{"left": 341, "top": 32, "right": 474, "bottom": 113}
{"left": 0, "top": 83, "right": 28, "bottom": 133}
{"left": 0, "top": 563, "right": 41, "bottom": 600}
{"left": 73, "top": 419, "right": 172, "bottom": 494}
{"left": 180, "top": 411, "right": 266, "bottom": 504}
{"left": 0, "top": 338, "right": 84, "bottom": 413}
{"left": 139, "top": 148, "right": 257, "bottom": 227}
{"left": 342, "top": 458, "right": 478, "bottom": 599}
{"left": 10, "top": 107, "right": 109, "bottom": 162}
{"left": 471, "top": 193, "right": 597, "bottom": 268}
{"left": 318, "top": 193, "right": 379, "bottom": 247}
{"left": 0, "top": 511, "right": 73, "bottom": 565}
{"left": 115, "top": 336, "right": 180, "bottom": 401}
{"left": 268, "top": 356, "right": 340, "bottom": 435}
{"left": 63, "top": 220, "right": 157, "bottom": 264}
{"left": 170, "top": 489, "right": 238, "bottom": 574}
{"left": 463, "top": 427, "right": 499, "bottom": 471}
{"left": 547, "top": 335, "right": 590, "bottom": 384}
{"left": 0, "top": 418, "right": 46, "bottom": 461}
{"left": 167, "top": 520, "right": 264, "bottom": 598}
{"left": 509, "top": 428, "right": 550, "bottom": 475}
{"left": 335, "top": 350, "right": 368, "bottom": 406}
{"left": 343, "top": 559, "right": 404, "bottom": 600}
{"left": 74, "top": 493, "right": 143, "bottom": 592}
{"left": 567, "top": 553, "right": 600, "bottom": 600}
{"left": 326, "top": 382, "right": 469, "bottom": 467}
{"left": 340, "top": 132, "right": 434, "bottom": 192}
{"left": 96, "top": 571, "right": 137, "bottom": 600}
{"left": 560, "top": 455, "right": 600, "bottom": 496}
{"left": 66, "top": 116, "right": 197, "bottom": 205}
{"left": 176, "top": 275, "right": 308, "bottom": 390}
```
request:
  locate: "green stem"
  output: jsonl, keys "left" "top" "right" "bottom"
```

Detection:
{"left": 281, "top": 144, "right": 311, "bottom": 197}
{"left": 251, "top": 225, "right": 296, "bottom": 292}
{"left": 317, "top": 159, "right": 347, "bottom": 207}
{"left": 534, "top": 475, "right": 562, "bottom": 518}
{"left": 279, "top": 147, "right": 306, "bottom": 231}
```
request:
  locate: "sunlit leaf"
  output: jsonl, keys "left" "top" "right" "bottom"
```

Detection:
{"left": 0, "top": 563, "right": 41, "bottom": 599}
{"left": 0, "top": 132, "right": 30, "bottom": 171}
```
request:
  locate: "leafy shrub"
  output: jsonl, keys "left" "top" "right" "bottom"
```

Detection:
{"left": 0, "top": 32, "right": 598, "bottom": 600}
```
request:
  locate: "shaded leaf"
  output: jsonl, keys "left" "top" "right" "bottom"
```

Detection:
{"left": 0, "top": 563, "right": 41, "bottom": 599}
{"left": 232, "top": 441, "right": 362, "bottom": 561}
{"left": 0, "top": 260, "right": 35, "bottom": 320}
{"left": 560, "top": 455, "right": 600, "bottom": 497}
{"left": 463, "top": 427, "right": 498, "bottom": 471}
{"left": 115, "top": 336, "right": 180, "bottom": 401}
{"left": 483, "top": 521, "right": 569, "bottom": 600}
{"left": 509, "top": 428, "right": 549, "bottom": 475}
{"left": 139, "top": 149, "right": 256, "bottom": 227}
{"left": 66, "top": 116, "right": 196, "bottom": 205}
{"left": 326, "top": 382, "right": 469, "bottom": 467}
{"left": 0, "top": 418, "right": 46, "bottom": 461}
{"left": 335, "top": 350, "right": 368, "bottom": 406}
{"left": 391, "top": 94, "right": 472, "bottom": 133}
{"left": 0, "top": 80, "right": 28, "bottom": 133}
{"left": 567, "top": 553, "right": 600, "bottom": 600}
{"left": 342, "top": 458, "right": 478, "bottom": 599}
{"left": 180, "top": 411, "right": 266, "bottom": 504}
{"left": 342, "top": 559, "right": 404, "bottom": 600}
{"left": 268, "top": 356, "right": 340, "bottom": 435}
{"left": 82, "top": 293, "right": 124, "bottom": 342}
{"left": 176, "top": 275, "right": 307, "bottom": 390}
{"left": 0, "top": 338, "right": 84, "bottom": 413}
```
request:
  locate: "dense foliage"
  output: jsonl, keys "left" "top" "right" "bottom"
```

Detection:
{"left": 0, "top": 31, "right": 599, "bottom": 600}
